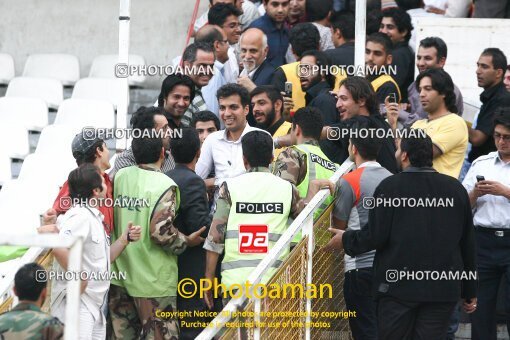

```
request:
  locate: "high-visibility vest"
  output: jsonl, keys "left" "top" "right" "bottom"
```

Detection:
{"left": 222, "top": 171, "right": 293, "bottom": 289}
{"left": 280, "top": 62, "right": 347, "bottom": 111}
{"left": 293, "top": 144, "right": 337, "bottom": 199}
{"left": 281, "top": 62, "right": 306, "bottom": 111}
{"left": 292, "top": 144, "right": 337, "bottom": 242}
{"left": 332, "top": 70, "right": 347, "bottom": 93}
{"left": 272, "top": 121, "right": 292, "bottom": 160}
{"left": 112, "top": 166, "right": 181, "bottom": 297}
{"left": 371, "top": 74, "right": 402, "bottom": 102}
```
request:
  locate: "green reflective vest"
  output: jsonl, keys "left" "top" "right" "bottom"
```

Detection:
{"left": 292, "top": 144, "right": 337, "bottom": 242}
{"left": 222, "top": 171, "right": 293, "bottom": 290}
{"left": 111, "top": 165, "right": 180, "bottom": 298}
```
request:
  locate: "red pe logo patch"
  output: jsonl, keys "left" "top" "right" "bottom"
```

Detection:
{"left": 239, "top": 224, "right": 268, "bottom": 254}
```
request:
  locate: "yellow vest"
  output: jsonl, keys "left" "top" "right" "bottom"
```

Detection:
{"left": 280, "top": 62, "right": 347, "bottom": 111}
{"left": 332, "top": 70, "right": 347, "bottom": 93}
{"left": 371, "top": 75, "right": 402, "bottom": 102}
{"left": 272, "top": 121, "right": 292, "bottom": 160}
{"left": 280, "top": 62, "right": 306, "bottom": 111}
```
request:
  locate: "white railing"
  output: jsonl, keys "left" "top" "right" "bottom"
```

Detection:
{"left": 116, "top": 0, "right": 131, "bottom": 152}
{"left": 0, "top": 233, "right": 83, "bottom": 340}
{"left": 196, "top": 160, "right": 354, "bottom": 340}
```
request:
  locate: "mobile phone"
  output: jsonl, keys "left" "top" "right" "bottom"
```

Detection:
{"left": 284, "top": 82, "right": 292, "bottom": 97}
{"left": 476, "top": 175, "right": 485, "bottom": 182}
{"left": 388, "top": 93, "right": 397, "bottom": 104}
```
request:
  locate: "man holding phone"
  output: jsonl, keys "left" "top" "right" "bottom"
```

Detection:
{"left": 365, "top": 33, "right": 402, "bottom": 105}
{"left": 463, "top": 108, "right": 510, "bottom": 340}
{"left": 298, "top": 50, "right": 339, "bottom": 126}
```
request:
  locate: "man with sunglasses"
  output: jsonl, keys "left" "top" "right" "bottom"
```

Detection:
{"left": 196, "top": 25, "right": 230, "bottom": 117}
{"left": 463, "top": 108, "right": 510, "bottom": 340}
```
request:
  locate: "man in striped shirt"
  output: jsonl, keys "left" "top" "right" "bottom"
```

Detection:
{"left": 109, "top": 106, "right": 175, "bottom": 178}
{"left": 181, "top": 42, "right": 215, "bottom": 127}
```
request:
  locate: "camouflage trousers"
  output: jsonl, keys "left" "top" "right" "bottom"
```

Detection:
{"left": 108, "top": 285, "right": 179, "bottom": 340}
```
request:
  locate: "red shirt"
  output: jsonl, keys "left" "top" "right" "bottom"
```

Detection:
{"left": 53, "top": 173, "right": 114, "bottom": 235}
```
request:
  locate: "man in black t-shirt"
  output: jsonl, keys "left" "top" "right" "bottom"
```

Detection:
{"left": 468, "top": 48, "right": 510, "bottom": 162}
{"left": 379, "top": 8, "right": 414, "bottom": 102}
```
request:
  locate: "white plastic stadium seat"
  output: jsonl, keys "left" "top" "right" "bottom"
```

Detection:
{"left": 54, "top": 98, "right": 115, "bottom": 130}
{"left": 18, "top": 153, "right": 76, "bottom": 188}
{"left": 23, "top": 53, "right": 80, "bottom": 86}
{"left": 0, "top": 53, "right": 15, "bottom": 85}
{"left": 0, "top": 178, "right": 60, "bottom": 234}
{"left": 35, "top": 125, "right": 79, "bottom": 159}
{"left": 72, "top": 78, "right": 129, "bottom": 109}
{"left": 0, "top": 123, "right": 30, "bottom": 158}
{"left": 5, "top": 77, "right": 63, "bottom": 109}
{"left": 89, "top": 54, "right": 146, "bottom": 87}
{"left": 0, "top": 97, "right": 48, "bottom": 131}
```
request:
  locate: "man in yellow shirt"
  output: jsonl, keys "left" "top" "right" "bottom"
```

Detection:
{"left": 410, "top": 68, "right": 468, "bottom": 178}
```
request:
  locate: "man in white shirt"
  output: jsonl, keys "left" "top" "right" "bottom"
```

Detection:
{"left": 50, "top": 164, "right": 141, "bottom": 339}
{"left": 196, "top": 83, "right": 269, "bottom": 189}
{"left": 208, "top": 3, "right": 243, "bottom": 83}
{"left": 194, "top": 0, "right": 260, "bottom": 33}
{"left": 463, "top": 109, "right": 510, "bottom": 340}
{"left": 196, "top": 25, "right": 230, "bottom": 117}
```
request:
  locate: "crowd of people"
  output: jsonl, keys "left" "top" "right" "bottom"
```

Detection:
{"left": 1, "top": 0, "right": 510, "bottom": 339}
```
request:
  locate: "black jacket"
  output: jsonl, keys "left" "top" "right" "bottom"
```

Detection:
{"left": 343, "top": 167, "right": 477, "bottom": 302}
{"left": 324, "top": 41, "right": 355, "bottom": 67}
{"left": 166, "top": 165, "right": 211, "bottom": 302}
{"left": 391, "top": 41, "right": 415, "bottom": 102}
{"left": 324, "top": 114, "right": 397, "bottom": 174}
{"left": 305, "top": 81, "right": 340, "bottom": 126}
{"left": 252, "top": 59, "right": 276, "bottom": 86}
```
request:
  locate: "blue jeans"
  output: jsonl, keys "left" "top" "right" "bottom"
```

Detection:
{"left": 446, "top": 301, "right": 461, "bottom": 340}
{"left": 458, "top": 159, "right": 472, "bottom": 182}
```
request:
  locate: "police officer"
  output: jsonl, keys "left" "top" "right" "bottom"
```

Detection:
{"left": 0, "top": 263, "right": 64, "bottom": 340}
{"left": 203, "top": 131, "right": 333, "bottom": 308}
{"left": 273, "top": 106, "right": 338, "bottom": 246}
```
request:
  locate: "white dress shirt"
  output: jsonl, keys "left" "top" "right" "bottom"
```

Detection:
{"left": 51, "top": 205, "right": 110, "bottom": 321}
{"left": 195, "top": 124, "right": 270, "bottom": 185}
{"left": 224, "top": 46, "right": 240, "bottom": 83}
{"left": 202, "top": 60, "right": 227, "bottom": 118}
{"left": 463, "top": 151, "right": 510, "bottom": 229}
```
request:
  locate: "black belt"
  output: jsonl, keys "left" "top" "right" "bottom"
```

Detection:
{"left": 475, "top": 226, "right": 510, "bottom": 237}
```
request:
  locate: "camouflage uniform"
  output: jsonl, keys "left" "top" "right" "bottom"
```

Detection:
{"left": 272, "top": 140, "right": 319, "bottom": 186}
{"left": 109, "top": 164, "right": 185, "bottom": 340}
{"left": 0, "top": 302, "right": 64, "bottom": 340}
{"left": 109, "top": 285, "right": 179, "bottom": 340}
